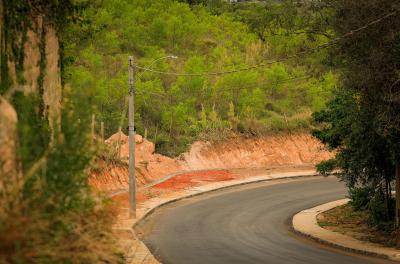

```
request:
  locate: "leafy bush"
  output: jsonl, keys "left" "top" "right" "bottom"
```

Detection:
{"left": 348, "top": 186, "right": 395, "bottom": 227}
{"left": 368, "top": 190, "right": 394, "bottom": 226}
{"left": 349, "top": 186, "right": 373, "bottom": 211}
{"left": 315, "top": 159, "right": 337, "bottom": 176}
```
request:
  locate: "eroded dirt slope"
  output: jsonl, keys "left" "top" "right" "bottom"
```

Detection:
{"left": 90, "top": 132, "right": 332, "bottom": 194}
{"left": 89, "top": 132, "right": 182, "bottom": 193}
{"left": 183, "top": 133, "right": 332, "bottom": 170}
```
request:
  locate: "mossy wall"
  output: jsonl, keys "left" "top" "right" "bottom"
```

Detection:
{"left": 0, "top": 0, "right": 67, "bottom": 176}
{"left": 0, "top": 0, "right": 62, "bottom": 128}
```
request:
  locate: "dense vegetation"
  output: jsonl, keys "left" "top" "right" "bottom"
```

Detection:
{"left": 65, "top": 0, "right": 336, "bottom": 156}
{"left": 312, "top": 0, "right": 400, "bottom": 231}
{"left": 0, "top": 1, "right": 120, "bottom": 263}
{"left": 4, "top": 0, "right": 400, "bottom": 261}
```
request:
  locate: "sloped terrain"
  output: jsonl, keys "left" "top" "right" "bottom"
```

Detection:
{"left": 183, "top": 133, "right": 332, "bottom": 170}
{"left": 90, "top": 132, "right": 332, "bottom": 194}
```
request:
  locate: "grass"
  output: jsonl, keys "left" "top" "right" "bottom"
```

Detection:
{"left": 317, "top": 203, "right": 398, "bottom": 248}
{"left": 0, "top": 168, "right": 123, "bottom": 264}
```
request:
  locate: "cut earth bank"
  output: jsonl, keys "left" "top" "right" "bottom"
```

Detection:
{"left": 89, "top": 131, "right": 333, "bottom": 197}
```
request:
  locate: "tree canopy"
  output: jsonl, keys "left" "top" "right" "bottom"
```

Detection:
{"left": 312, "top": 0, "right": 400, "bottom": 225}
{"left": 65, "top": 0, "right": 336, "bottom": 156}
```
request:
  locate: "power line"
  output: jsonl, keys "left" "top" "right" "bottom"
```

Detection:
{"left": 119, "top": 7, "right": 395, "bottom": 131}
{"left": 135, "top": 75, "right": 308, "bottom": 98}
{"left": 134, "top": 8, "right": 397, "bottom": 76}
{"left": 135, "top": 74, "right": 329, "bottom": 98}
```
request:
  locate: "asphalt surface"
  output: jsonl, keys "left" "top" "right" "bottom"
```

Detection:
{"left": 138, "top": 177, "right": 395, "bottom": 264}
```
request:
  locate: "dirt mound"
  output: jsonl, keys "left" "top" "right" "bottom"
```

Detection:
{"left": 89, "top": 160, "right": 129, "bottom": 193}
{"left": 91, "top": 132, "right": 182, "bottom": 193}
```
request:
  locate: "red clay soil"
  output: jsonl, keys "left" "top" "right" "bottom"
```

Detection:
{"left": 112, "top": 170, "right": 235, "bottom": 206}
{"left": 94, "top": 131, "right": 332, "bottom": 198}
{"left": 153, "top": 170, "right": 234, "bottom": 190}
{"left": 112, "top": 191, "right": 150, "bottom": 207}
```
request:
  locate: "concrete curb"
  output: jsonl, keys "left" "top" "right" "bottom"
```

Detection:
{"left": 128, "top": 171, "right": 321, "bottom": 263}
{"left": 292, "top": 199, "right": 400, "bottom": 261}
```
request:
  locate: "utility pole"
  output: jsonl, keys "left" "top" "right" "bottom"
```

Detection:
{"left": 126, "top": 54, "right": 177, "bottom": 218}
{"left": 128, "top": 56, "right": 136, "bottom": 218}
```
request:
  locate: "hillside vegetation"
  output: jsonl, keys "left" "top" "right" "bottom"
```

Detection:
{"left": 5, "top": 0, "right": 400, "bottom": 262}
{"left": 65, "top": 0, "right": 336, "bottom": 156}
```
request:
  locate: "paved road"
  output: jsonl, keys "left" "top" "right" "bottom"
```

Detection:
{"left": 138, "top": 177, "right": 394, "bottom": 264}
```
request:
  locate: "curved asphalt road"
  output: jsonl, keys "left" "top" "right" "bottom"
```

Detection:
{"left": 138, "top": 177, "right": 394, "bottom": 264}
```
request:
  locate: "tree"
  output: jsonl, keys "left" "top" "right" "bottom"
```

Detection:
{"left": 65, "top": 0, "right": 334, "bottom": 156}
{"left": 0, "top": 1, "right": 119, "bottom": 261}
{"left": 313, "top": 0, "right": 400, "bottom": 230}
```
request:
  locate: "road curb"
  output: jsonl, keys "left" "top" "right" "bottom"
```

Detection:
{"left": 133, "top": 172, "right": 321, "bottom": 228}
{"left": 129, "top": 171, "right": 322, "bottom": 263}
{"left": 292, "top": 199, "right": 400, "bottom": 261}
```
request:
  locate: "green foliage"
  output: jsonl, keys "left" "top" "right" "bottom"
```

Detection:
{"left": 0, "top": 0, "right": 90, "bottom": 94}
{"left": 65, "top": 0, "right": 335, "bottom": 156}
{"left": 1, "top": 91, "right": 121, "bottom": 263}
{"left": 349, "top": 186, "right": 373, "bottom": 211}
{"left": 11, "top": 93, "right": 50, "bottom": 171}
{"left": 0, "top": 1, "right": 121, "bottom": 262}
{"left": 368, "top": 190, "right": 394, "bottom": 226}
{"left": 349, "top": 186, "right": 395, "bottom": 226}
{"left": 313, "top": 0, "right": 400, "bottom": 225}
{"left": 315, "top": 158, "right": 337, "bottom": 176}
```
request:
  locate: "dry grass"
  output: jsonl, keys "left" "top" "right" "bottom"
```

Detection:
{"left": 0, "top": 169, "right": 122, "bottom": 264}
{"left": 317, "top": 203, "right": 397, "bottom": 248}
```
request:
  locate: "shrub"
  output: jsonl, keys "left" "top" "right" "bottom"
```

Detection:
{"left": 349, "top": 186, "right": 373, "bottom": 211}
{"left": 348, "top": 186, "right": 395, "bottom": 227}
{"left": 316, "top": 159, "right": 337, "bottom": 176}
{"left": 0, "top": 93, "right": 122, "bottom": 263}
{"left": 368, "top": 190, "right": 394, "bottom": 226}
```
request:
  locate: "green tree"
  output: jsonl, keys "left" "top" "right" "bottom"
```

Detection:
{"left": 312, "top": 0, "right": 400, "bottom": 229}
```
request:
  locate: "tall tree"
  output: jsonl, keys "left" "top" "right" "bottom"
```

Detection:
{"left": 313, "top": 0, "right": 400, "bottom": 228}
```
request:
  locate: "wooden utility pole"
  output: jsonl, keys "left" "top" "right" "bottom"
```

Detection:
{"left": 128, "top": 56, "right": 136, "bottom": 218}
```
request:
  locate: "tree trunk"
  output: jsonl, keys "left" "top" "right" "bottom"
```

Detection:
{"left": 396, "top": 163, "right": 400, "bottom": 227}
{"left": 385, "top": 176, "right": 391, "bottom": 220}
{"left": 0, "top": 97, "right": 20, "bottom": 198}
{"left": 394, "top": 163, "right": 400, "bottom": 247}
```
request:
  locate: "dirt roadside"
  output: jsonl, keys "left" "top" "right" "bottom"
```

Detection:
{"left": 90, "top": 131, "right": 332, "bottom": 195}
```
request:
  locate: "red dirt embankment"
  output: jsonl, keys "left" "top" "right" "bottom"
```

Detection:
{"left": 89, "top": 132, "right": 182, "bottom": 193}
{"left": 182, "top": 133, "right": 331, "bottom": 170}
{"left": 89, "top": 132, "right": 332, "bottom": 194}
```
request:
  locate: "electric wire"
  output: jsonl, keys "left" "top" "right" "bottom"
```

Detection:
{"left": 134, "top": 9, "right": 397, "bottom": 76}
{"left": 117, "top": 8, "right": 397, "bottom": 132}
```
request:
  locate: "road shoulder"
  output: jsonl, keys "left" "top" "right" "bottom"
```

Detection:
{"left": 292, "top": 199, "right": 400, "bottom": 262}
